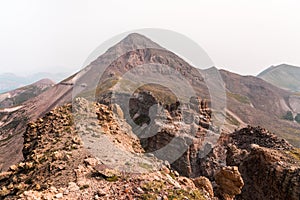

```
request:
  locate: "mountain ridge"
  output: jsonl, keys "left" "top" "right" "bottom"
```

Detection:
{"left": 257, "top": 64, "right": 300, "bottom": 92}
{"left": 0, "top": 72, "right": 68, "bottom": 94}
{"left": 0, "top": 79, "right": 54, "bottom": 109}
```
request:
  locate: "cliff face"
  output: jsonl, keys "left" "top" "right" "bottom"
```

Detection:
{"left": 135, "top": 94, "right": 215, "bottom": 178}
{"left": 237, "top": 146, "right": 300, "bottom": 200}
{"left": 91, "top": 45, "right": 221, "bottom": 179}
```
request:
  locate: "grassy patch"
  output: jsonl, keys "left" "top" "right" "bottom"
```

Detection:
{"left": 75, "top": 88, "right": 97, "bottom": 101}
{"left": 287, "top": 148, "right": 300, "bottom": 161}
{"left": 96, "top": 77, "right": 178, "bottom": 105}
{"left": 95, "top": 78, "right": 119, "bottom": 96}
{"left": 226, "top": 112, "right": 240, "bottom": 126}
{"left": 138, "top": 162, "right": 153, "bottom": 170}
{"left": 141, "top": 181, "right": 206, "bottom": 200}
{"left": 276, "top": 127, "right": 300, "bottom": 148}
{"left": 227, "top": 92, "right": 251, "bottom": 104}
{"left": 136, "top": 84, "right": 178, "bottom": 105}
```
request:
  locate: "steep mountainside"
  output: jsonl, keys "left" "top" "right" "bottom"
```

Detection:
{"left": 0, "top": 33, "right": 160, "bottom": 171}
{"left": 0, "top": 79, "right": 75, "bottom": 172}
{"left": 0, "top": 79, "right": 54, "bottom": 108}
{"left": 258, "top": 64, "right": 300, "bottom": 92}
{"left": 0, "top": 33, "right": 217, "bottom": 172}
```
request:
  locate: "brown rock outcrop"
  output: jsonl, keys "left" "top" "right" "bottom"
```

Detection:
{"left": 226, "top": 127, "right": 300, "bottom": 200}
{"left": 214, "top": 166, "right": 244, "bottom": 200}
{"left": 232, "top": 145, "right": 300, "bottom": 200}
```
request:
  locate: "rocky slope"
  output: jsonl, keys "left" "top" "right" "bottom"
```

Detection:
{"left": 220, "top": 70, "right": 300, "bottom": 147}
{"left": 192, "top": 125, "right": 300, "bottom": 200}
{"left": 1, "top": 100, "right": 299, "bottom": 200}
{"left": 0, "top": 79, "right": 74, "bottom": 172}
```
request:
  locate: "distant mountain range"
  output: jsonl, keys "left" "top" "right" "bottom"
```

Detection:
{"left": 0, "top": 72, "right": 68, "bottom": 93}
{"left": 0, "top": 79, "right": 54, "bottom": 108}
{"left": 258, "top": 64, "right": 300, "bottom": 92}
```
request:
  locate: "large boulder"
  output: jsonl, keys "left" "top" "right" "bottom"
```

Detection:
{"left": 214, "top": 166, "right": 244, "bottom": 200}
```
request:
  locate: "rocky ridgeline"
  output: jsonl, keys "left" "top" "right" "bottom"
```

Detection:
{"left": 1, "top": 98, "right": 298, "bottom": 199}
{"left": 0, "top": 101, "right": 238, "bottom": 200}
{"left": 0, "top": 104, "right": 90, "bottom": 198}
{"left": 229, "top": 126, "right": 293, "bottom": 151}
{"left": 226, "top": 126, "right": 300, "bottom": 200}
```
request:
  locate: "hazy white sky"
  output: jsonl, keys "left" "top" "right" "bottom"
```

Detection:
{"left": 0, "top": 0, "right": 299, "bottom": 76}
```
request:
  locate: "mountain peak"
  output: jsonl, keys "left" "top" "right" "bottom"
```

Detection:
{"left": 258, "top": 64, "right": 300, "bottom": 76}
{"left": 121, "top": 32, "right": 162, "bottom": 47}
{"left": 122, "top": 32, "right": 149, "bottom": 41}
{"left": 105, "top": 33, "right": 164, "bottom": 55}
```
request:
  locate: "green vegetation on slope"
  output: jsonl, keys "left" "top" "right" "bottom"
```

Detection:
{"left": 283, "top": 111, "right": 294, "bottom": 121}
{"left": 227, "top": 92, "right": 251, "bottom": 104}
{"left": 295, "top": 114, "right": 300, "bottom": 124}
{"left": 226, "top": 112, "right": 240, "bottom": 126}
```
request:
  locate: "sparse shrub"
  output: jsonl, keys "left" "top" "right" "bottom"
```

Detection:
{"left": 283, "top": 111, "right": 294, "bottom": 121}
{"left": 295, "top": 114, "right": 300, "bottom": 124}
